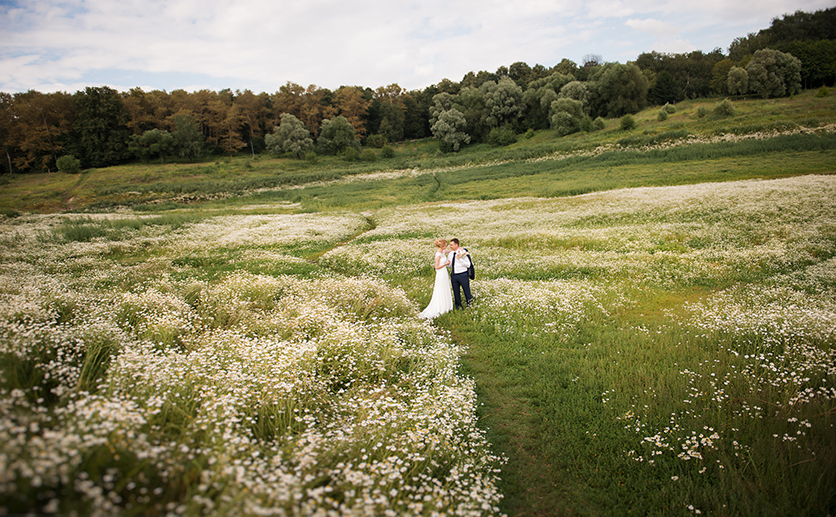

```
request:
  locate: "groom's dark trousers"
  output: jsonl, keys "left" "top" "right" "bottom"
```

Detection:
{"left": 451, "top": 272, "right": 472, "bottom": 309}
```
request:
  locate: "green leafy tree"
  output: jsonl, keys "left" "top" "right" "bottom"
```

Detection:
{"left": 779, "top": 39, "right": 836, "bottom": 89}
{"left": 554, "top": 58, "right": 579, "bottom": 77}
{"left": 428, "top": 92, "right": 456, "bottom": 128}
{"left": 727, "top": 67, "right": 749, "bottom": 97}
{"left": 558, "top": 81, "right": 589, "bottom": 105}
{"left": 522, "top": 72, "right": 575, "bottom": 130}
{"left": 172, "top": 113, "right": 206, "bottom": 161}
{"left": 430, "top": 108, "right": 470, "bottom": 152}
{"left": 711, "top": 58, "right": 734, "bottom": 95}
{"left": 746, "top": 49, "right": 802, "bottom": 98}
{"left": 318, "top": 116, "right": 358, "bottom": 155}
{"left": 456, "top": 87, "right": 489, "bottom": 142}
{"left": 130, "top": 129, "right": 176, "bottom": 163}
{"left": 374, "top": 84, "right": 407, "bottom": 143}
{"left": 482, "top": 77, "right": 524, "bottom": 128}
{"left": 378, "top": 101, "right": 405, "bottom": 143}
{"left": 648, "top": 70, "right": 679, "bottom": 105}
{"left": 402, "top": 92, "right": 430, "bottom": 139}
{"left": 265, "top": 113, "right": 314, "bottom": 158}
{"left": 70, "top": 86, "right": 132, "bottom": 168}
{"left": 589, "top": 63, "right": 649, "bottom": 118}
{"left": 550, "top": 98, "right": 584, "bottom": 136}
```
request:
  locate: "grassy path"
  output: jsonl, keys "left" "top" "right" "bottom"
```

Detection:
{"left": 451, "top": 322, "right": 565, "bottom": 516}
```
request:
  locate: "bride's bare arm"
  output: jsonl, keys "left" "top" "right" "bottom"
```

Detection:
{"left": 434, "top": 254, "right": 450, "bottom": 269}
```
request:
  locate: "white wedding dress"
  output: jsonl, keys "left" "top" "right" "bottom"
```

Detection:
{"left": 418, "top": 251, "right": 454, "bottom": 319}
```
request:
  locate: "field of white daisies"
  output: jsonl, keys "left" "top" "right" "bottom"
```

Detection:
{"left": 2, "top": 173, "right": 835, "bottom": 516}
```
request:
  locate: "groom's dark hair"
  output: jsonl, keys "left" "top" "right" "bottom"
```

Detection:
{"left": 450, "top": 238, "right": 460, "bottom": 245}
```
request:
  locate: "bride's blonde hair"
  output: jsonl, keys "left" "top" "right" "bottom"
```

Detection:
{"left": 434, "top": 238, "right": 448, "bottom": 249}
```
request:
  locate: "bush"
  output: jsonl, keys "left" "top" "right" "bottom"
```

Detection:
{"left": 620, "top": 115, "right": 637, "bottom": 131}
{"left": 551, "top": 112, "right": 575, "bottom": 137}
{"left": 380, "top": 145, "right": 396, "bottom": 159}
{"left": 340, "top": 148, "right": 360, "bottom": 162}
{"left": 360, "top": 149, "right": 378, "bottom": 162}
{"left": 593, "top": 117, "right": 605, "bottom": 131}
{"left": 664, "top": 103, "right": 677, "bottom": 114}
{"left": 713, "top": 99, "right": 735, "bottom": 118}
{"left": 657, "top": 110, "right": 669, "bottom": 122}
{"left": 817, "top": 86, "right": 830, "bottom": 98}
{"left": 524, "top": 129, "right": 535, "bottom": 139}
{"left": 697, "top": 106, "right": 708, "bottom": 118}
{"left": 487, "top": 127, "right": 518, "bottom": 147}
{"left": 366, "top": 134, "right": 387, "bottom": 148}
{"left": 56, "top": 155, "right": 81, "bottom": 174}
{"left": 579, "top": 116, "right": 593, "bottom": 132}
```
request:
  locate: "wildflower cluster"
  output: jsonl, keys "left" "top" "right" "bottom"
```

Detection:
{"left": 0, "top": 213, "right": 504, "bottom": 516}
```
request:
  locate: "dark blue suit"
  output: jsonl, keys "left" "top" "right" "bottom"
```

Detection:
{"left": 450, "top": 249, "right": 473, "bottom": 309}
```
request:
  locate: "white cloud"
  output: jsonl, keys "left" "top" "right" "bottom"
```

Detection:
{"left": 648, "top": 39, "right": 699, "bottom": 54}
{"left": 0, "top": 0, "right": 832, "bottom": 93}
{"left": 625, "top": 18, "right": 680, "bottom": 39}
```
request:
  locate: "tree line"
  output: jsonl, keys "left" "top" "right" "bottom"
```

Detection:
{"left": 1, "top": 7, "right": 834, "bottom": 174}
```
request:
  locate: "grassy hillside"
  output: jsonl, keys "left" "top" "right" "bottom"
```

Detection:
{"left": 1, "top": 90, "right": 835, "bottom": 215}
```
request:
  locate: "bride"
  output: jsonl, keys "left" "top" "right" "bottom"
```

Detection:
{"left": 418, "top": 239, "right": 454, "bottom": 319}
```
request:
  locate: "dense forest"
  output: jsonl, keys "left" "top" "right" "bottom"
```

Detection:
{"left": 1, "top": 7, "right": 834, "bottom": 174}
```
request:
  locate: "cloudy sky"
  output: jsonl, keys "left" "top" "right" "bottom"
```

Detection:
{"left": 1, "top": 0, "right": 831, "bottom": 94}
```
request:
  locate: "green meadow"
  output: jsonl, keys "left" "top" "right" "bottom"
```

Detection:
{"left": 1, "top": 91, "right": 835, "bottom": 516}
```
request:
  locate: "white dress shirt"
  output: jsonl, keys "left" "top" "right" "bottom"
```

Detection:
{"left": 448, "top": 249, "right": 471, "bottom": 275}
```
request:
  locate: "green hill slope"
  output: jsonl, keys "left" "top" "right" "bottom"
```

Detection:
{"left": 1, "top": 90, "right": 834, "bottom": 215}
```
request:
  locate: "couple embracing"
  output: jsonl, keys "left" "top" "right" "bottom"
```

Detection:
{"left": 418, "top": 238, "right": 474, "bottom": 320}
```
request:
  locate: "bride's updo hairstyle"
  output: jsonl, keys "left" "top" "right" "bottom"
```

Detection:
{"left": 434, "top": 238, "right": 448, "bottom": 249}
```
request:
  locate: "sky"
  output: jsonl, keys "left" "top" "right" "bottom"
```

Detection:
{"left": 1, "top": 0, "right": 833, "bottom": 94}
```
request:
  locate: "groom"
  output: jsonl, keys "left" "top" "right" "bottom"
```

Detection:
{"left": 448, "top": 238, "right": 473, "bottom": 309}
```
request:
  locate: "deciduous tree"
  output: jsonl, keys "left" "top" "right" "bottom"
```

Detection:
{"left": 550, "top": 98, "right": 584, "bottom": 136}
{"left": 130, "top": 128, "right": 176, "bottom": 163}
{"left": 482, "top": 77, "right": 524, "bottom": 128}
{"left": 727, "top": 67, "right": 749, "bottom": 97}
{"left": 10, "top": 90, "right": 74, "bottom": 172}
{"left": 711, "top": 58, "right": 734, "bottom": 95}
{"left": 265, "top": 113, "right": 314, "bottom": 158}
{"left": 172, "top": 113, "right": 206, "bottom": 161}
{"left": 430, "top": 108, "right": 470, "bottom": 152}
{"left": 335, "top": 87, "right": 372, "bottom": 138}
{"left": 522, "top": 72, "right": 574, "bottom": 130}
{"left": 218, "top": 104, "right": 247, "bottom": 155}
{"left": 374, "top": 84, "right": 407, "bottom": 143}
{"left": 71, "top": 86, "right": 131, "bottom": 168}
{"left": 301, "top": 85, "right": 336, "bottom": 138}
{"left": 746, "top": 49, "right": 802, "bottom": 98}
{"left": 318, "top": 116, "right": 358, "bottom": 155}
{"left": 589, "top": 63, "right": 649, "bottom": 118}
